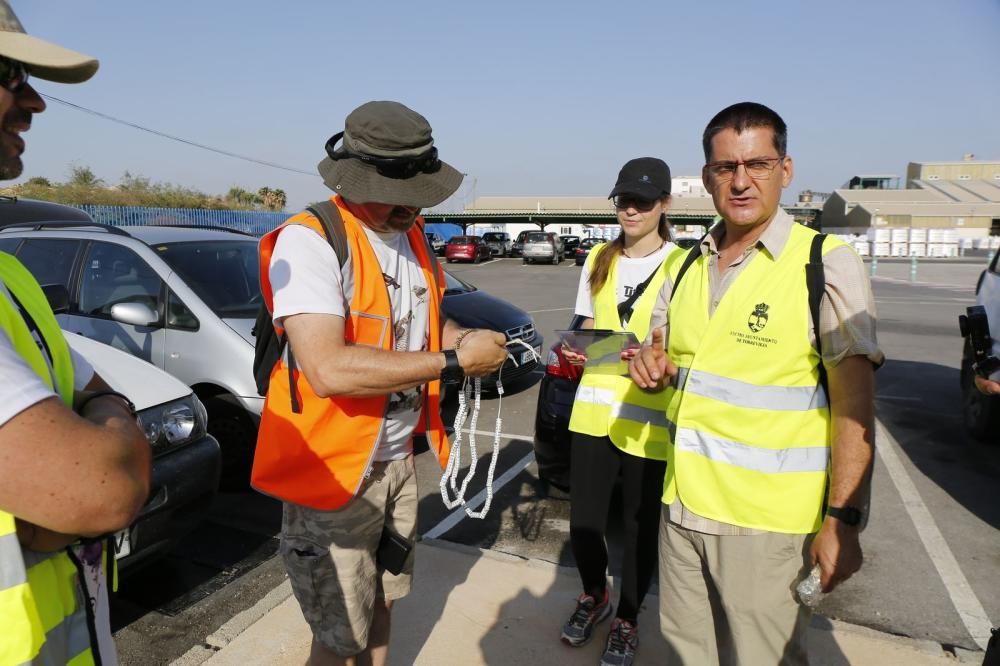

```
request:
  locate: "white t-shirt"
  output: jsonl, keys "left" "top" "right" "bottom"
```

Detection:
{"left": 0, "top": 282, "right": 95, "bottom": 427}
{"left": 575, "top": 242, "right": 677, "bottom": 321}
{"left": 269, "top": 224, "right": 430, "bottom": 461}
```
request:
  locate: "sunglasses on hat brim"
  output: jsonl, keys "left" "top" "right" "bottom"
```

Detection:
{"left": 325, "top": 132, "right": 442, "bottom": 178}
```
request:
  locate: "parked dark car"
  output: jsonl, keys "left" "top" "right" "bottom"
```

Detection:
{"left": 511, "top": 230, "right": 532, "bottom": 257}
{"left": 439, "top": 271, "right": 543, "bottom": 423}
{"left": 675, "top": 236, "right": 700, "bottom": 250}
{"left": 574, "top": 237, "right": 604, "bottom": 266}
{"left": 560, "top": 235, "right": 581, "bottom": 253}
{"left": 481, "top": 231, "right": 513, "bottom": 257}
{"left": 533, "top": 315, "right": 586, "bottom": 491}
{"left": 425, "top": 231, "right": 446, "bottom": 255}
{"left": 446, "top": 235, "right": 492, "bottom": 263}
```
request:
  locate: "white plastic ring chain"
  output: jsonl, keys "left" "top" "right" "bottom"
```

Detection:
{"left": 439, "top": 338, "right": 540, "bottom": 519}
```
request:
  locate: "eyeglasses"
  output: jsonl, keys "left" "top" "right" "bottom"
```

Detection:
{"left": 0, "top": 56, "right": 29, "bottom": 93}
{"left": 612, "top": 195, "right": 657, "bottom": 212}
{"left": 325, "top": 132, "right": 442, "bottom": 178}
{"left": 704, "top": 156, "right": 786, "bottom": 182}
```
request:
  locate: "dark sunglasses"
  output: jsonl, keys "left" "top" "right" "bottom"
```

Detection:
{"left": 325, "top": 132, "right": 442, "bottom": 179}
{"left": 0, "top": 56, "right": 29, "bottom": 93}
{"left": 612, "top": 195, "right": 658, "bottom": 212}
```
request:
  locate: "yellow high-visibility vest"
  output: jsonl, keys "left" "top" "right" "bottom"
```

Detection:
{"left": 662, "top": 224, "right": 848, "bottom": 533}
{"left": 568, "top": 243, "right": 686, "bottom": 459}
{"left": 0, "top": 252, "right": 96, "bottom": 666}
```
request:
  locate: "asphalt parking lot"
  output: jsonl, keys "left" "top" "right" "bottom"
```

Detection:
{"left": 111, "top": 254, "right": 1000, "bottom": 663}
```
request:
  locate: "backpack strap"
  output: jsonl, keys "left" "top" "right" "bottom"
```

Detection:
{"left": 282, "top": 200, "right": 349, "bottom": 413}
{"left": 305, "top": 200, "right": 349, "bottom": 271}
{"left": 617, "top": 263, "right": 661, "bottom": 326}
{"left": 668, "top": 237, "right": 705, "bottom": 303}
{"left": 805, "top": 233, "right": 828, "bottom": 393}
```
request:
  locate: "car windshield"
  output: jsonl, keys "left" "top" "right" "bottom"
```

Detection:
{"left": 155, "top": 240, "right": 260, "bottom": 318}
{"left": 525, "top": 232, "right": 549, "bottom": 242}
{"left": 450, "top": 236, "right": 475, "bottom": 245}
{"left": 582, "top": 238, "right": 601, "bottom": 248}
{"left": 482, "top": 233, "right": 505, "bottom": 241}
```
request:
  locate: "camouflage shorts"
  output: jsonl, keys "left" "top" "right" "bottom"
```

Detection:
{"left": 279, "top": 456, "right": 417, "bottom": 657}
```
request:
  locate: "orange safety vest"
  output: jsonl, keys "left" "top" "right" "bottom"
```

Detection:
{"left": 251, "top": 196, "right": 450, "bottom": 510}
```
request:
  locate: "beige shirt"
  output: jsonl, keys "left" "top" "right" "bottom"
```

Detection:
{"left": 651, "top": 209, "right": 884, "bottom": 535}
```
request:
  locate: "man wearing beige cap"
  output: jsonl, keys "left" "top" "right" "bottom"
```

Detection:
{"left": 0, "top": 2, "right": 151, "bottom": 665}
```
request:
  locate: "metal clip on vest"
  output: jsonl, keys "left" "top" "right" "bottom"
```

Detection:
{"left": 439, "top": 339, "right": 540, "bottom": 519}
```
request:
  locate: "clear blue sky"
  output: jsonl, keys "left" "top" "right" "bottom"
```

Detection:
{"left": 13, "top": 0, "right": 1000, "bottom": 212}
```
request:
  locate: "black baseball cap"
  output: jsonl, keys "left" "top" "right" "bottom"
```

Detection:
{"left": 608, "top": 157, "right": 671, "bottom": 200}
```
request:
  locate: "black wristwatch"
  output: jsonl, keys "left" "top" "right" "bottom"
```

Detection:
{"left": 440, "top": 349, "right": 465, "bottom": 384}
{"left": 825, "top": 505, "right": 863, "bottom": 527}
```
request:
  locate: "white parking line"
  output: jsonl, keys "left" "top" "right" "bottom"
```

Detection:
{"left": 526, "top": 307, "right": 575, "bottom": 314}
{"left": 422, "top": 450, "right": 536, "bottom": 540}
{"left": 875, "top": 418, "right": 993, "bottom": 650}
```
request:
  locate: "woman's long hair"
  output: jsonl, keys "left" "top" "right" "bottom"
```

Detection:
{"left": 588, "top": 208, "right": 672, "bottom": 295}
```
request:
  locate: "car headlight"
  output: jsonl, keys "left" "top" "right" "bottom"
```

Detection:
{"left": 138, "top": 394, "right": 208, "bottom": 454}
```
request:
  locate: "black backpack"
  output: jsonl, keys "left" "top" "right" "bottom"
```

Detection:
{"left": 251, "top": 201, "right": 348, "bottom": 412}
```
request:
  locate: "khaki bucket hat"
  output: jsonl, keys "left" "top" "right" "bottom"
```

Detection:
{"left": 318, "top": 101, "right": 463, "bottom": 209}
{"left": 0, "top": 0, "right": 98, "bottom": 83}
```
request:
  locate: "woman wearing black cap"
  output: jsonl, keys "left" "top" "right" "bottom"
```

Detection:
{"left": 559, "top": 157, "right": 683, "bottom": 665}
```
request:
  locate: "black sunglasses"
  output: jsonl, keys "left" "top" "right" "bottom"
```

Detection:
{"left": 612, "top": 195, "right": 658, "bottom": 212}
{"left": 0, "top": 56, "right": 29, "bottom": 93}
{"left": 325, "top": 132, "right": 442, "bottom": 179}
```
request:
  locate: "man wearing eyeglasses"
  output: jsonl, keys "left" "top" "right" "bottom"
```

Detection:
{"left": 0, "top": 2, "right": 153, "bottom": 665}
{"left": 630, "top": 102, "right": 882, "bottom": 664}
{"left": 253, "top": 101, "right": 507, "bottom": 666}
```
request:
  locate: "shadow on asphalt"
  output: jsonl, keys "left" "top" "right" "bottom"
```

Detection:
{"left": 876, "top": 358, "right": 1000, "bottom": 529}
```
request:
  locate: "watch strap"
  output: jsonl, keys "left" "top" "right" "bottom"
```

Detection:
{"left": 825, "top": 505, "right": 862, "bottom": 526}
{"left": 440, "top": 349, "right": 463, "bottom": 383}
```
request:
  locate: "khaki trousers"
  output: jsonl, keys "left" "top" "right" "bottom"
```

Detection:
{"left": 659, "top": 507, "right": 814, "bottom": 666}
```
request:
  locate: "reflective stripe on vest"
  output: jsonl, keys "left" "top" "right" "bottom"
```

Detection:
{"left": 0, "top": 256, "right": 94, "bottom": 666}
{"left": 663, "top": 224, "right": 848, "bottom": 533}
{"left": 677, "top": 366, "right": 829, "bottom": 412}
{"left": 674, "top": 427, "right": 830, "bottom": 474}
{"left": 252, "top": 197, "right": 451, "bottom": 510}
{"left": 574, "top": 385, "right": 675, "bottom": 431}
{"left": 567, "top": 244, "right": 685, "bottom": 460}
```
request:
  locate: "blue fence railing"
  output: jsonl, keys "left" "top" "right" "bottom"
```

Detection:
{"left": 76, "top": 205, "right": 290, "bottom": 236}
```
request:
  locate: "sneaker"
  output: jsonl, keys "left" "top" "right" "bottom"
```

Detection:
{"left": 560, "top": 589, "right": 612, "bottom": 647}
{"left": 600, "top": 618, "right": 638, "bottom": 666}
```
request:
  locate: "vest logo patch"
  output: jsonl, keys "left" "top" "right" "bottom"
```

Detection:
{"left": 747, "top": 302, "right": 770, "bottom": 333}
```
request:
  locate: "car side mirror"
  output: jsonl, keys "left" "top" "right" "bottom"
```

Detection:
{"left": 111, "top": 302, "right": 160, "bottom": 327}
{"left": 40, "top": 284, "right": 71, "bottom": 315}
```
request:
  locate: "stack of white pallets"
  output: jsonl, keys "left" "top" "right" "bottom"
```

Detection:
{"left": 890, "top": 228, "right": 908, "bottom": 257}
{"left": 927, "top": 229, "right": 958, "bottom": 258}
{"left": 867, "top": 228, "right": 891, "bottom": 257}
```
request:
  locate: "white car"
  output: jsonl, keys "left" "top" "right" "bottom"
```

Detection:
{"left": 65, "top": 331, "right": 220, "bottom": 568}
{"left": 960, "top": 252, "right": 1000, "bottom": 440}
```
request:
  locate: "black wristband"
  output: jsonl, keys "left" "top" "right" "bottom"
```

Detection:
{"left": 440, "top": 349, "right": 464, "bottom": 384}
{"left": 825, "top": 505, "right": 863, "bottom": 527}
{"left": 78, "top": 390, "right": 137, "bottom": 417}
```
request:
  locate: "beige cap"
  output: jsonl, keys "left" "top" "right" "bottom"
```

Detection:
{"left": 0, "top": 1, "right": 97, "bottom": 83}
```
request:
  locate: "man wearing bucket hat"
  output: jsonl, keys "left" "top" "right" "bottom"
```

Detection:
{"left": 253, "top": 101, "right": 508, "bottom": 665}
{"left": 0, "top": 2, "right": 152, "bottom": 664}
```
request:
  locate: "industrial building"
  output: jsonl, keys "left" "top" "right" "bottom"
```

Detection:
{"left": 821, "top": 157, "right": 1000, "bottom": 257}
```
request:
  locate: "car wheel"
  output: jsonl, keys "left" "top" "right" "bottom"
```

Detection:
{"left": 205, "top": 397, "right": 257, "bottom": 489}
{"left": 961, "top": 341, "right": 1000, "bottom": 441}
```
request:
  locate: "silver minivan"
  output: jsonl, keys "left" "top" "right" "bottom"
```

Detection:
{"left": 521, "top": 231, "right": 565, "bottom": 265}
{"left": 0, "top": 218, "right": 261, "bottom": 484}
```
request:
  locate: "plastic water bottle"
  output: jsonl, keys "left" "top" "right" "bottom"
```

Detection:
{"left": 796, "top": 564, "right": 824, "bottom": 608}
